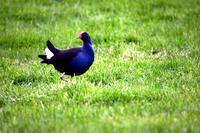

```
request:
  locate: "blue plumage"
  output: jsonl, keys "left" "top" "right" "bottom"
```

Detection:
{"left": 38, "top": 32, "right": 94, "bottom": 80}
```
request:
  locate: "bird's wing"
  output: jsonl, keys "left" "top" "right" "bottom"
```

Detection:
{"left": 50, "top": 47, "right": 81, "bottom": 64}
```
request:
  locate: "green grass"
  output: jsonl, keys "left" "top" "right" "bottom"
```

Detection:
{"left": 0, "top": 0, "right": 200, "bottom": 132}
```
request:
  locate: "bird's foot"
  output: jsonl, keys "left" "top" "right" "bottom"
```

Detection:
{"left": 60, "top": 78, "right": 68, "bottom": 82}
{"left": 60, "top": 72, "right": 68, "bottom": 82}
{"left": 60, "top": 76, "right": 64, "bottom": 80}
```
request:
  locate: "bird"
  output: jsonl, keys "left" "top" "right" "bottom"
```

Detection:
{"left": 38, "top": 31, "right": 94, "bottom": 80}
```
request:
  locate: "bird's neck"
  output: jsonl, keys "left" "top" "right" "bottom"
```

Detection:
{"left": 82, "top": 36, "right": 92, "bottom": 45}
{"left": 83, "top": 39, "right": 92, "bottom": 47}
{"left": 82, "top": 40, "right": 93, "bottom": 54}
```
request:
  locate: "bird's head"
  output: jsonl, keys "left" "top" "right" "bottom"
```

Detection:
{"left": 76, "top": 31, "right": 91, "bottom": 43}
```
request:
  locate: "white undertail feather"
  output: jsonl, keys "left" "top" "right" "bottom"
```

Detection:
{"left": 45, "top": 48, "right": 54, "bottom": 59}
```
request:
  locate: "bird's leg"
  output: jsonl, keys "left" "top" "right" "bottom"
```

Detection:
{"left": 71, "top": 73, "right": 77, "bottom": 84}
{"left": 60, "top": 72, "right": 66, "bottom": 81}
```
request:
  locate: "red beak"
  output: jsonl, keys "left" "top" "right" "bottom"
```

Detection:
{"left": 76, "top": 31, "right": 85, "bottom": 39}
{"left": 76, "top": 34, "right": 82, "bottom": 39}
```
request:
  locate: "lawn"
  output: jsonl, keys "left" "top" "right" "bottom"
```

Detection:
{"left": 0, "top": 0, "right": 200, "bottom": 132}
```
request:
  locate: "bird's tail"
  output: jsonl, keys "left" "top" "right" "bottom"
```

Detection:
{"left": 38, "top": 40, "right": 59, "bottom": 64}
{"left": 38, "top": 55, "right": 51, "bottom": 64}
{"left": 47, "top": 40, "right": 60, "bottom": 54}
{"left": 43, "top": 40, "right": 60, "bottom": 60}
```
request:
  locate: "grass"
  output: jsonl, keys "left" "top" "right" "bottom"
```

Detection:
{"left": 0, "top": 0, "right": 200, "bottom": 132}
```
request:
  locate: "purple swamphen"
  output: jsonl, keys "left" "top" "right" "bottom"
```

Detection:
{"left": 38, "top": 32, "right": 94, "bottom": 80}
